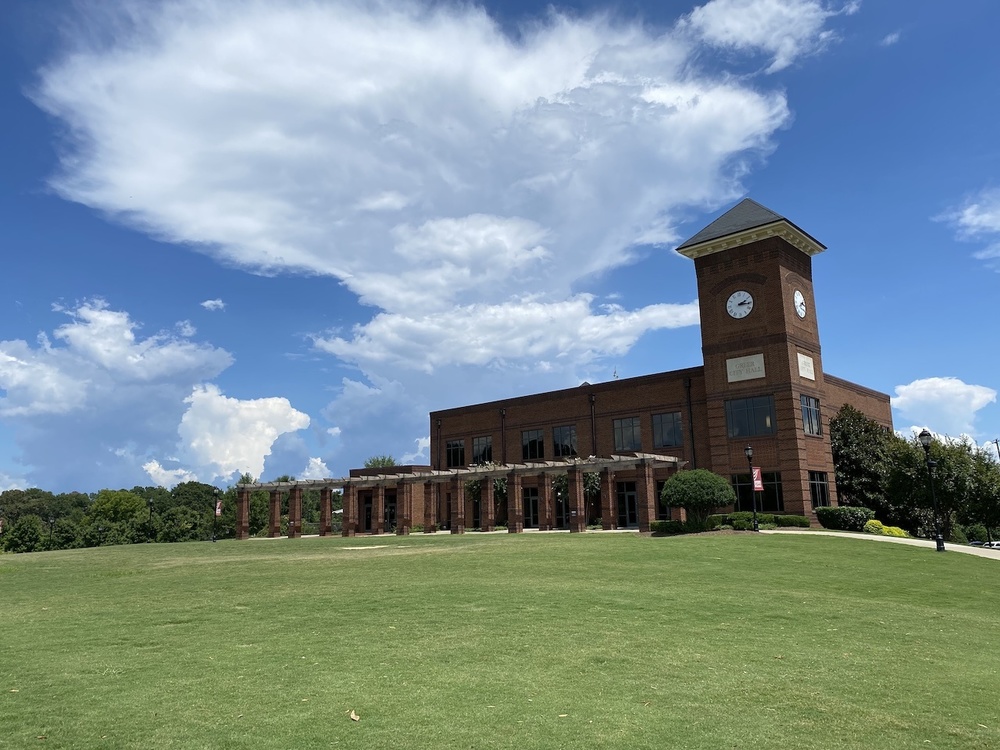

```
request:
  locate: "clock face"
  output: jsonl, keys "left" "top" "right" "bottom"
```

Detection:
{"left": 793, "top": 289, "right": 806, "bottom": 318}
{"left": 726, "top": 290, "right": 754, "bottom": 319}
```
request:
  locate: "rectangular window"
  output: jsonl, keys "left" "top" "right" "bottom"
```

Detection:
{"left": 725, "top": 395, "right": 777, "bottom": 438}
{"left": 522, "top": 429, "right": 544, "bottom": 460}
{"left": 613, "top": 417, "right": 642, "bottom": 452}
{"left": 809, "top": 471, "right": 830, "bottom": 508}
{"left": 446, "top": 439, "right": 465, "bottom": 468}
{"left": 731, "top": 472, "right": 784, "bottom": 512}
{"left": 472, "top": 436, "right": 492, "bottom": 465}
{"left": 800, "top": 395, "right": 822, "bottom": 436}
{"left": 553, "top": 425, "right": 578, "bottom": 457}
{"left": 652, "top": 411, "right": 683, "bottom": 448}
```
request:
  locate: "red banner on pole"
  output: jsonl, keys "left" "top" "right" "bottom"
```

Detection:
{"left": 215, "top": 500, "right": 223, "bottom": 517}
{"left": 752, "top": 467, "right": 764, "bottom": 492}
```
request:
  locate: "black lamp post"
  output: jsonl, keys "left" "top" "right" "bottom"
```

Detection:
{"left": 918, "top": 429, "right": 946, "bottom": 553}
{"left": 148, "top": 497, "right": 154, "bottom": 523}
{"left": 743, "top": 444, "right": 759, "bottom": 533}
{"left": 212, "top": 488, "right": 219, "bottom": 543}
{"left": 48, "top": 517, "right": 55, "bottom": 547}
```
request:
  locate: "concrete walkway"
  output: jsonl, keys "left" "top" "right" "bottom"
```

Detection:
{"left": 761, "top": 528, "right": 1000, "bottom": 560}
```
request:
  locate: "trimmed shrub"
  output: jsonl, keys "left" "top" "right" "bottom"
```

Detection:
{"left": 774, "top": 515, "right": 812, "bottom": 528}
{"left": 816, "top": 506, "right": 875, "bottom": 531}
{"left": 963, "top": 523, "right": 988, "bottom": 544}
{"left": 660, "top": 470, "right": 736, "bottom": 526}
{"left": 649, "top": 520, "right": 685, "bottom": 536}
{"left": 883, "top": 525, "right": 909, "bottom": 538}
{"left": 863, "top": 519, "right": 885, "bottom": 535}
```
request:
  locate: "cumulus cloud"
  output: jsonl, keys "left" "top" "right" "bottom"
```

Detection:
{"left": 299, "top": 457, "right": 331, "bottom": 480}
{"left": 684, "top": 0, "right": 860, "bottom": 73}
{"left": 28, "top": 0, "right": 833, "bottom": 379}
{"left": 0, "top": 471, "right": 28, "bottom": 493}
{"left": 942, "top": 188, "right": 1000, "bottom": 271}
{"left": 400, "top": 436, "right": 431, "bottom": 465}
{"left": 0, "top": 299, "right": 233, "bottom": 490}
{"left": 146, "top": 383, "right": 311, "bottom": 484}
{"left": 201, "top": 299, "right": 225, "bottom": 311}
{"left": 892, "top": 377, "right": 997, "bottom": 437}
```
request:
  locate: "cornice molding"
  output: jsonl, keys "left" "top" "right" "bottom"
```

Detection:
{"left": 676, "top": 220, "right": 826, "bottom": 260}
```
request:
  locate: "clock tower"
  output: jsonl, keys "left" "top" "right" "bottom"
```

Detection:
{"left": 677, "top": 198, "right": 837, "bottom": 517}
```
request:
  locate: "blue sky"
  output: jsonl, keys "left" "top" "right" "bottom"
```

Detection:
{"left": 1, "top": 0, "right": 998, "bottom": 494}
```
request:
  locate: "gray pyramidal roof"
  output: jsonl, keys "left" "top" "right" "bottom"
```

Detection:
{"left": 676, "top": 198, "right": 822, "bottom": 251}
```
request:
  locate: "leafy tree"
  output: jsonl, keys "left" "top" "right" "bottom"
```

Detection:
{"left": 963, "top": 449, "right": 1000, "bottom": 538}
{"left": 364, "top": 455, "right": 396, "bottom": 468}
{"left": 89, "top": 489, "right": 147, "bottom": 525}
{"left": 661, "top": 470, "right": 736, "bottom": 527}
{"left": 3, "top": 514, "right": 44, "bottom": 553}
{"left": 830, "top": 405, "right": 893, "bottom": 510}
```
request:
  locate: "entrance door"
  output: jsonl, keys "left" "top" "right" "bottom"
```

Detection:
{"left": 554, "top": 495, "right": 569, "bottom": 529}
{"left": 616, "top": 482, "right": 638, "bottom": 527}
{"left": 523, "top": 487, "right": 539, "bottom": 528}
{"left": 363, "top": 497, "right": 373, "bottom": 532}
{"left": 384, "top": 495, "right": 397, "bottom": 533}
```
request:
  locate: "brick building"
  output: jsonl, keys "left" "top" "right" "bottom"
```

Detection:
{"left": 235, "top": 199, "right": 891, "bottom": 538}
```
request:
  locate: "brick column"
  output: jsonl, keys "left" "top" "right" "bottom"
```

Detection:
{"left": 373, "top": 485, "right": 385, "bottom": 535}
{"left": 236, "top": 488, "right": 251, "bottom": 540}
{"left": 637, "top": 460, "right": 655, "bottom": 533}
{"left": 319, "top": 488, "right": 332, "bottom": 536}
{"left": 568, "top": 468, "right": 586, "bottom": 533}
{"left": 424, "top": 482, "right": 437, "bottom": 533}
{"left": 482, "top": 478, "right": 495, "bottom": 532}
{"left": 268, "top": 490, "right": 282, "bottom": 538}
{"left": 342, "top": 484, "right": 357, "bottom": 537}
{"left": 287, "top": 486, "right": 303, "bottom": 538}
{"left": 538, "top": 473, "right": 553, "bottom": 531}
{"left": 601, "top": 468, "right": 615, "bottom": 530}
{"left": 507, "top": 471, "right": 524, "bottom": 533}
{"left": 450, "top": 476, "right": 466, "bottom": 534}
{"left": 398, "top": 481, "right": 411, "bottom": 535}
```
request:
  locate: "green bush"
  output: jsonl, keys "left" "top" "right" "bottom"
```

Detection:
{"left": 410, "top": 524, "right": 424, "bottom": 533}
{"left": 815, "top": 506, "right": 875, "bottom": 531}
{"left": 949, "top": 526, "right": 968, "bottom": 545}
{"left": 3, "top": 514, "right": 44, "bottom": 553}
{"left": 774, "top": 515, "right": 812, "bottom": 528}
{"left": 864, "top": 519, "right": 885, "bottom": 535}
{"left": 883, "top": 525, "right": 909, "bottom": 538}
{"left": 660, "top": 470, "right": 736, "bottom": 526}
{"left": 649, "top": 520, "right": 685, "bottom": 535}
{"left": 962, "top": 523, "right": 988, "bottom": 543}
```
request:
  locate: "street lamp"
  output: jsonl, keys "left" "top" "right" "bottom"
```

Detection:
{"left": 917, "top": 429, "right": 946, "bottom": 553}
{"left": 48, "top": 517, "right": 55, "bottom": 547}
{"left": 148, "top": 497, "right": 154, "bottom": 523}
{"left": 743, "top": 444, "right": 760, "bottom": 533}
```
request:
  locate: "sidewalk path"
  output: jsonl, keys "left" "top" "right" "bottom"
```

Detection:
{"left": 761, "top": 528, "right": 1000, "bottom": 560}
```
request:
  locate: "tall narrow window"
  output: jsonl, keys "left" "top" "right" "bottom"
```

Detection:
{"left": 725, "top": 396, "right": 776, "bottom": 438}
{"left": 613, "top": 417, "right": 642, "bottom": 451}
{"left": 809, "top": 471, "right": 830, "bottom": 508}
{"left": 652, "top": 412, "right": 683, "bottom": 448}
{"left": 800, "top": 395, "right": 822, "bottom": 436}
{"left": 553, "top": 425, "right": 578, "bottom": 457}
{"left": 522, "top": 429, "right": 544, "bottom": 460}
{"left": 446, "top": 440, "right": 465, "bottom": 468}
{"left": 472, "top": 436, "right": 492, "bottom": 465}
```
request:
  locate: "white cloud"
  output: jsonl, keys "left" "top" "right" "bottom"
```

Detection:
{"left": 176, "top": 320, "right": 196, "bottom": 337}
{"left": 142, "top": 460, "right": 199, "bottom": 488}
{"left": 892, "top": 377, "right": 997, "bottom": 437}
{"left": 0, "top": 299, "right": 234, "bottom": 490}
{"left": 201, "top": 299, "right": 226, "bottom": 311}
{"left": 299, "top": 457, "right": 330, "bottom": 480}
{"left": 684, "top": 0, "right": 860, "bottom": 73}
{"left": 942, "top": 188, "right": 1000, "bottom": 271}
{"left": 0, "top": 471, "right": 28, "bottom": 492}
{"left": 153, "top": 383, "right": 312, "bottom": 483}
{"left": 880, "top": 31, "right": 901, "bottom": 47}
{"left": 31, "top": 0, "right": 812, "bottom": 376}
{"left": 315, "top": 296, "right": 700, "bottom": 373}
{"left": 400, "top": 436, "right": 431, "bottom": 465}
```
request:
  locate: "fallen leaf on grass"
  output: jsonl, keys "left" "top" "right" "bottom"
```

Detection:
{"left": 10, "top": 689, "right": 19, "bottom": 693}
{"left": 349, "top": 710, "right": 360, "bottom": 722}
{"left": 559, "top": 714, "right": 568, "bottom": 718}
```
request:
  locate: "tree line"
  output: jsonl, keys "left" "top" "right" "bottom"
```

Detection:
{"left": 0, "top": 475, "right": 342, "bottom": 553}
{"left": 831, "top": 405, "right": 1000, "bottom": 542}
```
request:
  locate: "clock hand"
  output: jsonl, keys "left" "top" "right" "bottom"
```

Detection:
{"left": 739, "top": 299, "right": 751, "bottom": 305}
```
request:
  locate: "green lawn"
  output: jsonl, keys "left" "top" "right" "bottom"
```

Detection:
{"left": 1, "top": 532, "right": 998, "bottom": 749}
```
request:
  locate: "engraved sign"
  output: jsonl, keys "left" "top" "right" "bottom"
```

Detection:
{"left": 797, "top": 353, "right": 815, "bottom": 381}
{"left": 726, "top": 353, "right": 765, "bottom": 383}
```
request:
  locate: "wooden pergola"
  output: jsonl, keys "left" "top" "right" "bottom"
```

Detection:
{"left": 234, "top": 453, "right": 685, "bottom": 539}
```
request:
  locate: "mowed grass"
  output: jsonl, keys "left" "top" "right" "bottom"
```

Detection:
{"left": 2, "top": 532, "right": 999, "bottom": 749}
